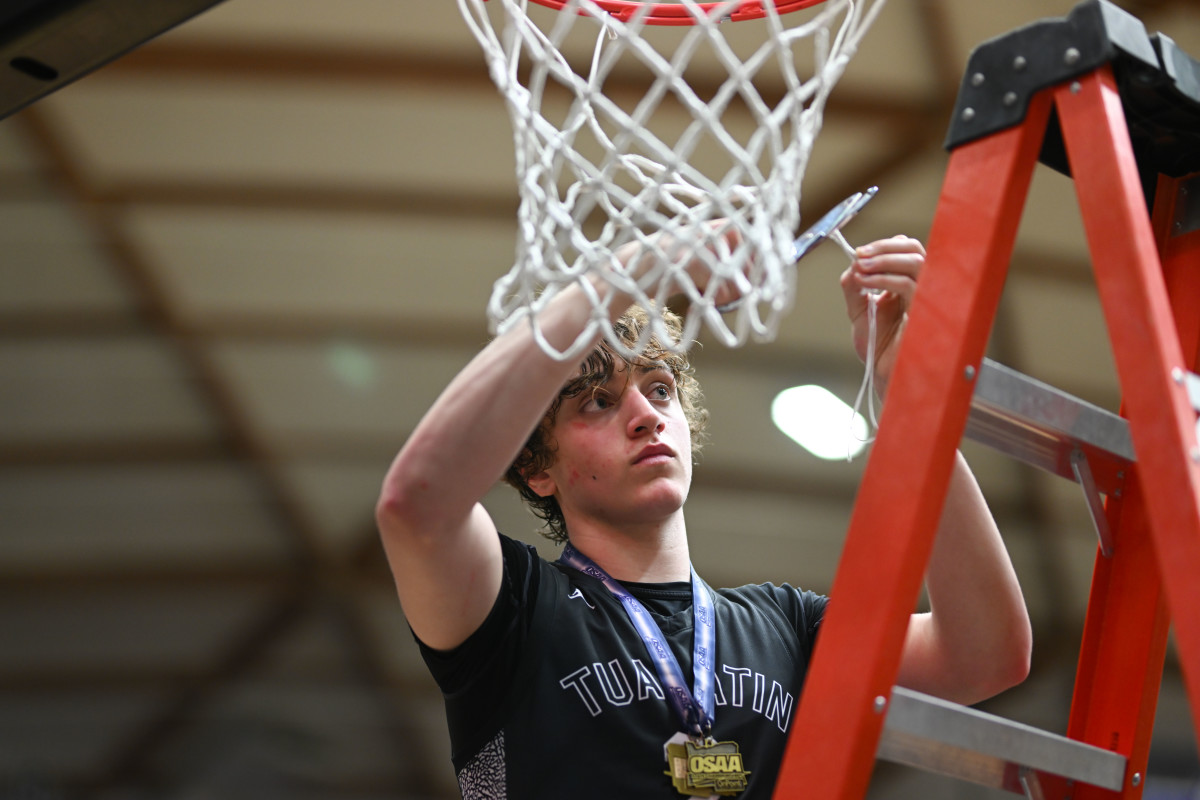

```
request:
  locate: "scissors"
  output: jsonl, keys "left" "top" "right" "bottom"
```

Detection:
{"left": 791, "top": 185, "right": 878, "bottom": 262}
{"left": 714, "top": 186, "right": 877, "bottom": 313}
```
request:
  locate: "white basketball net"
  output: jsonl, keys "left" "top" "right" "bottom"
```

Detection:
{"left": 457, "top": 0, "right": 885, "bottom": 360}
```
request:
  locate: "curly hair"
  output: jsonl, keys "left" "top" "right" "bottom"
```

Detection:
{"left": 504, "top": 306, "right": 709, "bottom": 543}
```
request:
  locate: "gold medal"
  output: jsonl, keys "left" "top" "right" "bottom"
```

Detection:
{"left": 664, "top": 734, "right": 750, "bottom": 797}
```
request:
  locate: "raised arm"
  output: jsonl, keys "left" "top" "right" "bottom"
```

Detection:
{"left": 375, "top": 283, "right": 605, "bottom": 651}
{"left": 840, "top": 236, "right": 1032, "bottom": 705}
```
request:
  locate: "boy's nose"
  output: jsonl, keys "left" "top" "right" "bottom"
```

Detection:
{"left": 626, "top": 392, "right": 666, "bottom": 436}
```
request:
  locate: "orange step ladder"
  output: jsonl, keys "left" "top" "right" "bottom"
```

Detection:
{"left": 774, "top": 1, "right": 1200, "bottom": 797}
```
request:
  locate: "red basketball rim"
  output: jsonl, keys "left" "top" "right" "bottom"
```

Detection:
{"left": 524, "top": 0, "right": 828, "bottom": 26}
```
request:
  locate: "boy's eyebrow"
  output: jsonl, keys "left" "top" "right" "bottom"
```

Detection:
{"left": 634, "top": 360, "right": 671, "bottom": 375}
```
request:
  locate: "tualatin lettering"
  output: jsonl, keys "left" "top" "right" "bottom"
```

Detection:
{"left": 559, "top": 658, "right": 793, "bottom": 731}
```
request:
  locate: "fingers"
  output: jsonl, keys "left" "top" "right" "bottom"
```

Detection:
{"left": 856, "top": 234, "right": 926, "bottom": 260}
{"left": 845, "top": 234, "right": 924, "bottom": 305}
{"left": 614, "top": 221, "right": 744, "bottom": 306}
{"left": 839, "top": 263, "right": 869, "bottom": 316}
{"left": 688, "top": 220, "right": 752, "bottom": 308}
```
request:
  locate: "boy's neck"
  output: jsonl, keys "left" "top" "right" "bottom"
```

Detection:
{"left": 565, "top": 519, "right": 691, "bottom": 583}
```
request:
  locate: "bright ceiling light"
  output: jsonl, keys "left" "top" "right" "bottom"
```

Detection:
{"left": 771, "top": 384, "right": 869, "bottom": 461}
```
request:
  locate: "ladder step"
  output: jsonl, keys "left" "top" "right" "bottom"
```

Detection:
{"left": 966, "top": 358, "right": 1135, "bottom": 494}
{"left": 878, "top": 686, "right": 1128, "bottom": 793}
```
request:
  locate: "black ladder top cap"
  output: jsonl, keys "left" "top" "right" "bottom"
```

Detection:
{"left": 944, "top": 0, "right": 1200, "bottom": 180}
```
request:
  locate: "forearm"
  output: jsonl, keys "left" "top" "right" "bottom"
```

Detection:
{"left": 379, "top": 280, "right": 622, "bottom": 533}
{"left": 898, "top": 451, "right": 1032, "bottom": 704}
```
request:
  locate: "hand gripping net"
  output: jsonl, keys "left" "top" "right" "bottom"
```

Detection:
{"left": 457, "top": 0, "right": 885, "bottom": 360}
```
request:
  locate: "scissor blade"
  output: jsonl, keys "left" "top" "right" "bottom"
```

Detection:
{"left": 791, "top": 186, "right": 878, "bottom": 262}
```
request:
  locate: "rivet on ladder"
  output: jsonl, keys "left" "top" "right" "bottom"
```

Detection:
{"left": 873, "top": 695, "right": 887, "bottom": 714}
{"left": 964, "top": 365, "right": 976, "bottom": 381}
{"left": 1131, "top": 773, "right": 1143, "bottom": 787}
{"left": 1173, "top": 367, "right": 1186, "bottom": 383}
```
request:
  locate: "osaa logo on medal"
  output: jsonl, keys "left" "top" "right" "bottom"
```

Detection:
{"left": 664, "top": 738, "right": 750, "bottom": 797}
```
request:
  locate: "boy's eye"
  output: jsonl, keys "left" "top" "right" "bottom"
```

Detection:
{"left": 581, "top": 393, "right": 613, "bottom": 412}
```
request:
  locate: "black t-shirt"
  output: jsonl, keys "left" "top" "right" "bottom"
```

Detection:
{"left": 418, "top": 534, "right": 828, "bottom": 799}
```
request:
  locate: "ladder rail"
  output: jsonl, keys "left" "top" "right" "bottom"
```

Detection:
{"left": 1058, "top": 69, "right": 1200, "bottom": 774}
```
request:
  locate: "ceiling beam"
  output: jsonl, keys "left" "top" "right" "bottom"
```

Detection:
{"left": 94, "top": 179, "right": 519, "bottom": 221}
{"left": 102, "top": 39, "right": 924, "bottom": 123}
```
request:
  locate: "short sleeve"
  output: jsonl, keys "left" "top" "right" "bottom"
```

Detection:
{"left": 415, "top": 533, "right": 541, "bottom": 695}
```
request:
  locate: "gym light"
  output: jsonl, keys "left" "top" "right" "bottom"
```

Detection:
{"left": 771, "top": 384, "right": 869, "bottom": 461}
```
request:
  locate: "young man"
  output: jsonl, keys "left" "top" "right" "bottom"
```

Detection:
{"left": 376, "top": 234, "right": 1032, "bottom": 798}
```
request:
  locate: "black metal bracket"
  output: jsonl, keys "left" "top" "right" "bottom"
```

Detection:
{"left": 945, "top": 0, "right": 1200, "bottom": 203}
{"left": 0, "top": 0, "right": 227, "bottom": 121}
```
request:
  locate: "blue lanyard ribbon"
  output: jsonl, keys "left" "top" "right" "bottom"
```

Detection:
{"left": 560, "top": 544, "right": 716, "bottom": 739}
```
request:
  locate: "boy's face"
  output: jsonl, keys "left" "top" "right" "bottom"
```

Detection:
{"left": 525, "top": 359, "right": 693, "bottom": 530}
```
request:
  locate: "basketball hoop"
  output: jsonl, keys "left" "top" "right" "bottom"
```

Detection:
{"left": 458, "top": 0, "right": 886, "bottom": 359}
{"left": 521, "top": 0, "right": 828, "bottom": 26}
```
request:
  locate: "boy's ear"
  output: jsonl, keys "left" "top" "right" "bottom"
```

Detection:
{"left": 524, "top": 469, "right": 557, "bottom": 498}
